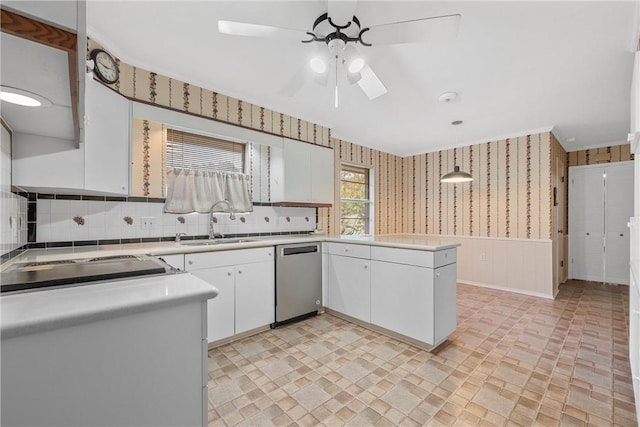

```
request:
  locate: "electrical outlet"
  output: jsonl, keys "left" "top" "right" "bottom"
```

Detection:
{"left": 140, "top": 216, "right": 155, "bottom": 229}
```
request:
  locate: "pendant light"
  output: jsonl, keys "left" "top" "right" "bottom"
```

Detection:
{"left": 441, "top": 120, "right": 473, "bottom": 183}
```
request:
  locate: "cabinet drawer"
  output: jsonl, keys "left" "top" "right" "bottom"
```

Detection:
{"left": 370, "top": 246, "right": 456, "bottom": 268}
{"left": 434, "top": 248, "right": 456, "bottom": 267}
{"left": 185, "top": 247, "right": 274, "bottom": 270}
{"left": 325, "top": 242, "right": 370, "bottom": 259}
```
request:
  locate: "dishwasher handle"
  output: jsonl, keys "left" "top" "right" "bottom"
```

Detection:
{"left": 281, "top": 245, "right": 319, "bottom": 256}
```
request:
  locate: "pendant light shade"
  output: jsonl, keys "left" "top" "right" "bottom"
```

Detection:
{"left": 440, "top": 165, "right": 473, "bottom": 183}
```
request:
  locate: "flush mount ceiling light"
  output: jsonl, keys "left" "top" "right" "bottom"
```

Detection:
{"left": 441, "top": 120, "right": 473, "bottom": 183}
{"left": 0, "top": 86, "right": 53, "bottom": 107}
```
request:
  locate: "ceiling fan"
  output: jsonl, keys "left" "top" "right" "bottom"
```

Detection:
{"left": 218, "top": 1, "right": 461, "bottom": 107}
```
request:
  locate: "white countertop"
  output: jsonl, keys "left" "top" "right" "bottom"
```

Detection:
{"left": 0, "top": 233, "right": 458, "bottom": 339}
{"left": 1, "top": 272, "right": 218, "bottom": 339}
{"left": 3, "top": 234, "right": 459, "bottom": 267}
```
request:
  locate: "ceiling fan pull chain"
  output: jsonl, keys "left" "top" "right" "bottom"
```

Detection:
{"left": 335, "top": 55, "right": 339, "bottom": 108}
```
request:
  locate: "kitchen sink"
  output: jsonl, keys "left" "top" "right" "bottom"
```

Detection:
{"left": 180, "top": 238, "right": 258, "bottom": 246}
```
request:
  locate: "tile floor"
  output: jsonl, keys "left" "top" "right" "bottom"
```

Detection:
{"left": 207, "top": 280, "right": 637, "bottom": 426}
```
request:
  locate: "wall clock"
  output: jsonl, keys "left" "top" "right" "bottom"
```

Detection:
{"left": 90, "top": 49, "right": 119, "bottom": 85}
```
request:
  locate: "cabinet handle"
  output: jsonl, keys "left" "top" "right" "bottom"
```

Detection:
{"left": 345, "top": 248, "right": 349, "bottom": 253}
{"left": 364, "top": 264, "right": 368, "bottom": 269}
{"left": 188, "top": 260, "right": 193, "bottom": 265}
{"left": 436, "top": 272, "right": 441, "bottom": 277}
{"left": 586, "top": 233, "right": 590, "bottom": 235}
{"left": 620, "top": 233, "right": 624, "bottom": 237}
{"left": 238, "top": 270, "right": 243, "bottom": 274}
{"left": 227, "top": 271, "right": 232, "bottom": 276}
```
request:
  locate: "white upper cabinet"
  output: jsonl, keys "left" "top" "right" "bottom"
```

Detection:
{"left": 271, "top": 138, "right": 334, "bottom": 205}
{"left": 631, "top": 52, "right": 640, "bottom": 136}
{"left": 12, "top": 77, "right": 131, "bottom": 196}
{"left": 84, "top": 77, "right": 131, "bottom": 195}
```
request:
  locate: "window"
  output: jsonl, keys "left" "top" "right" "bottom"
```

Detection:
{"left": 165, "top": 128, "right": 245, "bottom": 172}
{"left": 340, "top": 164, "right": 373, "bottom": 236}
{"left": 163, "top": 128, "right": 252, "bottom": 214}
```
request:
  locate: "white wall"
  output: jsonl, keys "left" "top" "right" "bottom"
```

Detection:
{"left": 424, "top": 234, "right": 554, "bottom": 299}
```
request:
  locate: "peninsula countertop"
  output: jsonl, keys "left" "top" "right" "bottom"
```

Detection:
{"left": 2, "top": 234, "right": 460, "bottom": 267}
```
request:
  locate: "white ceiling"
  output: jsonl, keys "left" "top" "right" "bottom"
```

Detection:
{"left": 85, "top": 1, "right": 636, "bottom": 156}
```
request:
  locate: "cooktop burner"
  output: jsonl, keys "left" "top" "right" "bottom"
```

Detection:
{"left": 1, "top": 255, "right": 172, "bottom": 294}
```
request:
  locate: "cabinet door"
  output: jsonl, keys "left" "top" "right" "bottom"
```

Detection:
{"left": 604, "top": 163, "right": 633, "bottom": 284}
{"left": 569, "top": 167, "right": 605, "bottom": 281}
{"left": 190, "top": 267, "right": 235, "bottom": 343}
{"left": 283, "top": 139, "right": 311, "bottom": 202}
{"left": 235, "top": 261, "right": 275, "bottom": 334}
{"left": 327, "top": 254, "right": 370, "bottom": 322}
{"left": 311, "top": 145, "right": 334, "bottom": 203}
{"left": 84, "top": 77, "right": 131, "bottom": 195}
{"left": 371, "top": 260, "right": 434, "bottom": 344}
{"left": 433, "top": 263, "right": 457, "bottom": 344}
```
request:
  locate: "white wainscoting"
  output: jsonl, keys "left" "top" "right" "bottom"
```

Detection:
{"left": 422, "top": 235, "right": 554, "bottom": 299}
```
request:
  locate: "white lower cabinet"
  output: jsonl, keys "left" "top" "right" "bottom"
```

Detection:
{"left": 191, "top": 267, "right": 235, "bottom": 342}
{"left": 326, "top": 254, "right": 371, "bottom": 322}
{"left": 326, "top": 242, "right": 457, "bottom": 348}
{"left": 235, "top": 260, "right": 275, "bottom": 334}
{"left": 185, "top": 248, "right": 274, "bottom": 344}
{"left": 371, "top": 261, "right": 456, "bottom": 345}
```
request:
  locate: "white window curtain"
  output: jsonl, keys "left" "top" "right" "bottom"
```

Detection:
{"left": 164, "top": 167, "right": 253, "bottom": 214}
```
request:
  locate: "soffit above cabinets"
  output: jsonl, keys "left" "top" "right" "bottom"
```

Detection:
{"left": 1, "top": 32, "right": 74, "bottom": 141}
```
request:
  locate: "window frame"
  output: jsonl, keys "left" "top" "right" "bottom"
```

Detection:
{"left": 339, "top": 162, "right": 374, "bottom": 236}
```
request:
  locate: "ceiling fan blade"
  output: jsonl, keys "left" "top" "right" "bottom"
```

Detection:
{"left": 363, "top": 14, "right": 461, "bottom": 45}
{"left": 218, "top": 20, "right": 306, "bottom": 42}
{"left": 327, "top": 0, "right": 358, "bottom": 28}
{"left": 357, "top": 64, "right": 387, "bottom": 100}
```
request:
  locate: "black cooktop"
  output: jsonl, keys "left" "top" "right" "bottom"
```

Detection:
{"left": 1, "top": 255, "right": 170, "bottom": 294}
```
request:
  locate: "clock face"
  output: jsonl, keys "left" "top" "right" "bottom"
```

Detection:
{"left": 92, "top": 50, "right": 119, "bottom": 84}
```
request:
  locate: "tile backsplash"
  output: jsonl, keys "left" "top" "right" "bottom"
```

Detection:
{"left": 35, "top": 198, "right": 316, "bottom": 243}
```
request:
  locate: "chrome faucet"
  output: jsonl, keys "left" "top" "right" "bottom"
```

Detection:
{"left": 209, "top": 200, "right": 236, "bottom": 239}
{"left": 175, "top": 232, "right": 187, "bottom": 243}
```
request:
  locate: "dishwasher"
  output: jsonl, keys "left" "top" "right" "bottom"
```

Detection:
{"left": 272, "top": 242, "right": 322, "bottom": 328}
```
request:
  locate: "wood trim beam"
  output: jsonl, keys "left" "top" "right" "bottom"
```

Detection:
{"left": 0, "top": 8, "right": 77, "bottom": 52}
{"left": 68, "top": 51, "right": 80, "bottom": 146}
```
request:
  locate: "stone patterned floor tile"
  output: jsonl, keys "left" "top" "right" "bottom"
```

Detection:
{"left": 207, "top": 280, "right": 636, "bottom": 426}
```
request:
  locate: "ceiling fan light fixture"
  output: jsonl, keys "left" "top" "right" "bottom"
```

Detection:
{"left": 309, "top": 57, "right": 327, "bottom": 74}
{"left": 346, "top": 71, "right": 362, "bottom": 85}
{"left": 343, "top": 45, "right": 365, "bottom": 73}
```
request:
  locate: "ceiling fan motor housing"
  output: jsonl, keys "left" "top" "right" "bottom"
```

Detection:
{"left": 326, "top": 37, "right": 347, "bottom": 56}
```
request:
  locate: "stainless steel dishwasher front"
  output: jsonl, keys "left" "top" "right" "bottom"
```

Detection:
{"left": 273, "top": 242, "right": 322, "bottom": 327}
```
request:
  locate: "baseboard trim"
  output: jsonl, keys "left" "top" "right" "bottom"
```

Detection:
{"left": 207, "top": 324, "right": 271, "bottom": 349}
{"left": 457, "top": 280, "right": 554, "bottom": 300}
{"left": 324, "top": 308, "right": 448, "bottom": 352}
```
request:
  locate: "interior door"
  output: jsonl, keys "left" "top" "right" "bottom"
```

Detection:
{"left": 569, "top": 167, "right": 605, "bottom": 282}
{"left": 604, "top": 162, "right": 634, "bottom": 284}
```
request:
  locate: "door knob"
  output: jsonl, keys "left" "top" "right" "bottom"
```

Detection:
{"left": 620, "top": 233, "right": 624, "bottom": 237}
{"left": 558, "top": 230, "right": 563, "bottom": 233}
{"left": 586, "top": 232, "right": 590, "bottom": 235}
